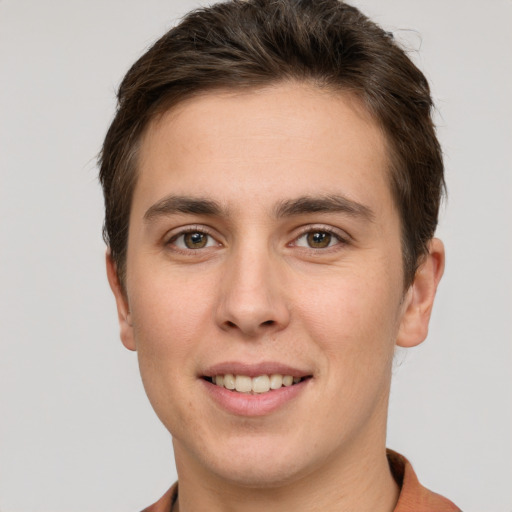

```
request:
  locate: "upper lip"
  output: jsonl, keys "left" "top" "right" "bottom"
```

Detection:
{"left": 202, "top": 361, "right": 312, "bottom": 378}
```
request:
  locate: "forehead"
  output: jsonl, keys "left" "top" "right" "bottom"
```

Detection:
{"left": 134, "top": 82, "right": 393, "bottom": 219}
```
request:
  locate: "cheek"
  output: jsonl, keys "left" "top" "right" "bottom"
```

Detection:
{"left": 296, "top": 265, "right": 403, "bottom": 368}
{"left": 129, "top": 264, "right": 215, "bottom": 346}
{"left": 284, "top": 267, "right": 403, "bottom": 446}
{"left": 126, "top": 268, "right": 215, "bottom": 403}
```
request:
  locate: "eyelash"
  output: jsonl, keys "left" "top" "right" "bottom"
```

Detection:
{"left": 165, "top": 226, "right": 219, "bottom": 253}
{"left": 290, "top": 225, "right": 349, "bottom": 251}
{"left": 164, "top": 225, "right": 349, "bottom": 253}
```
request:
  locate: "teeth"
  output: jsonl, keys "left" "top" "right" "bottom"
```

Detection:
{"left": 235, "top": 375, "right": 252, "bottom": 393}
{"left": 269, "top": 374, "right": 283, "bottom": 389}
{"left": 209, "top": 373, "right": 304, "bottom": 393}
{"left": 252, "top": 375, "right": 270, "bottom": 393}
{"left": 223, "top": 374, "right": 235, "bottom": 390}
{"left": 282, "top": 375, "right": 293, "bottom": 387}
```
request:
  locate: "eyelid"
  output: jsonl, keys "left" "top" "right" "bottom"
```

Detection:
{"left": 165, "top": 224, "right": 222, "bottom": 249}
{"left": 163, "top": 223, "right": 350, "bottom": 252}
{"left": 290, "top": 224, "right": 351, "bottom": 248}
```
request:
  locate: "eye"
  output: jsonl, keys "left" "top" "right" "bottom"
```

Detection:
{"left": 294, "top": 229, "right": 344, "bottom": 249}
{"left": 169, "top": 230, "right": 218, "bottom": 250}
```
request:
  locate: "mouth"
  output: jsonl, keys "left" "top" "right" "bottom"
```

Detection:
{"left": 203, "top": 374, "right": 311, "bottom": 394}
{"left": 201, "top": 362, "right": 313, "bottom": 415}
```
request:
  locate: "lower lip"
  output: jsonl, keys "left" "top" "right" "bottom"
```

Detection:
{"left": 202, "top": 379, "right": 310, "bottom": 417}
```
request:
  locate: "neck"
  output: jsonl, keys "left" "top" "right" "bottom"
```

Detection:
{"left": 172, "top": 437, "right": 399, "bottom": 512}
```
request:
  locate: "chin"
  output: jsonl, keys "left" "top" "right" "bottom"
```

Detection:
{"left": 211, "top": 458, "right": 307, "bottom": 489}
{"left": 193, "top": 434, "right": 324, "bottom": 489}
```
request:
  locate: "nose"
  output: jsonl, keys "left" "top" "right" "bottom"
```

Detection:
{"left": 215, "top": 245, "right": 290, "bottom": 338}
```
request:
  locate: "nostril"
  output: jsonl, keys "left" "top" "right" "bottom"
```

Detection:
{"left": 226, "top": 319, "right": 274, "bottom": 326}
{"left": 221, "top": 318, "right": 279, "bottom": 336}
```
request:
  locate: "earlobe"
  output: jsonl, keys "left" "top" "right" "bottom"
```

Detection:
{"left": 105, "top": 250, "right": 137, "bottom": 351}
{"left": 396, "top": 238, "right": 445, "bottom": 348}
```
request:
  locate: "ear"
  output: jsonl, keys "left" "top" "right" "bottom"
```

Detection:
{"left": 396, "top": 238, "right": 445, "bottom": 348}
{"left": 106, "top": 250, "right": 136, "bottom": 351}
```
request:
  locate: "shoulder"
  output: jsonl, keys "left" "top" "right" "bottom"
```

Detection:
{"left": 388, "top": 449, "right": 461, "bottom": 512}
{"left": 140, "top": 482, "right": 178, "bottom": 512}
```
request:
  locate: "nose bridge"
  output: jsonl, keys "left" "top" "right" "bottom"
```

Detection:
{"left": 215, "top": 237, "right": 289, "bottom": 336}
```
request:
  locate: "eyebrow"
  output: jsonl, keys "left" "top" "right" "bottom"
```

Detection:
{"left": 143, "top": 193, "right": 374, "bottom": 223}
{"left": 274, "top": 195, "right": 375, "bottom": 222}
{"left": 144, "top": 195, "right": 225, "bottom": 222}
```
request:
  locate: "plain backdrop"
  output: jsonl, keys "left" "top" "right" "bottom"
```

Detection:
{"left": 1, "top": 1, "right": 511, "bottom": 511}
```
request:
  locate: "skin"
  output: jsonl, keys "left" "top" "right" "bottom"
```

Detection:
{"left": 107, "top": 82, "right": 444, "bottom": 512}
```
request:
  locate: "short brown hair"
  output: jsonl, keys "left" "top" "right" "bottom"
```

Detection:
{"left": 99, "top": 0, "right": 444, "bottom": 287}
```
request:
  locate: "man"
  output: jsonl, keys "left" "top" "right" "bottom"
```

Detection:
{"left": 99, "top": 0, "right": 459, "bottom": 510}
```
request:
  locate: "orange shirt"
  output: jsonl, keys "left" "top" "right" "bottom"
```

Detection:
{"left": 141, "top": 450, "right": 460, "bottom": 512}
{"left": 387, "top": 450, "right": 460, "bottom": 511}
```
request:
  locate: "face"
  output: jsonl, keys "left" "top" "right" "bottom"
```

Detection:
{"left": 108, "top": 83, "right": 443, "bottom": 489}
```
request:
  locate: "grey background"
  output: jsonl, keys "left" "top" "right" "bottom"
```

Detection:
{"left": 0, "top": 0, "right": 510, "bottom": 511}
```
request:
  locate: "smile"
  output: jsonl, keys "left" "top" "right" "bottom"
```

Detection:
{"left": 201, "top": 364, "right": 313, "bottom": 416}
{"left": 204, "top": 374, "right": 308, "bottom": 394}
